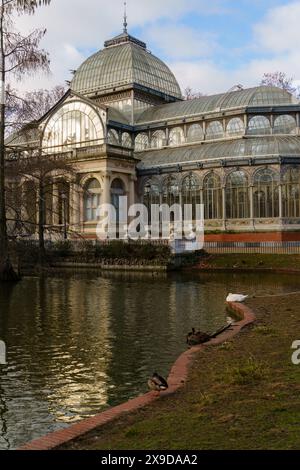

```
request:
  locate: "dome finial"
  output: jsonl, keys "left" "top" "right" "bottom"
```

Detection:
{"left": 123, "top": 2, "right": 128, "bottom": 34}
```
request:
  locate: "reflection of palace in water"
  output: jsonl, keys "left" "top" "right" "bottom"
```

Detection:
{"left": 6, "top": 14, "right": 300, "bottom": 246}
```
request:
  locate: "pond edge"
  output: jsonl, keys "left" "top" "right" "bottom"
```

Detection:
{"left": 18, "top": 302, "right": 256, "bottom": 451}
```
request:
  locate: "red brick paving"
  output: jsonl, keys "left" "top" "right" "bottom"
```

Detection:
{"left": 18, "top": 302, "right": 255, "bottom": 451}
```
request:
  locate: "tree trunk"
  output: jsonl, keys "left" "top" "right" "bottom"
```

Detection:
{"left": 0, "top": 2, "right": 19, "bottom": 282}
{"left": 38, "top": 179, "right": 46, "bottom": 266}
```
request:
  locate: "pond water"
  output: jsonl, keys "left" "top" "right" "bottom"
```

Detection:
{"left": 0, "top": 270, "right": 299, "bottom": 449}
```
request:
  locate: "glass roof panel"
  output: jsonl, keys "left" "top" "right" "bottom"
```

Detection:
{"left": 137, "top": 86, "right": 297, "bottom": 124}
{"left": 137, "top": 136, "right": 300, "bottom": 170}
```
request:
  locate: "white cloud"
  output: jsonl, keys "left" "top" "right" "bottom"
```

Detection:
{"left": 12, "top": 0, "right": 226, "bottom": 90}
{"left": 11, "top": 0, "right": 300, "bottom": 97}
{"left": 254, "top": 1, "right": 300, "bottom": 54}
{"left": 144, "top": 25, "right": 217, "bottom": 59}
{"left": 170, "top": 1, "right": 300, "bottom": 95}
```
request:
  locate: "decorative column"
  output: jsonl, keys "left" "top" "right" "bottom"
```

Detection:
{"left": 128, "top": 174, "right": 137, "bottom": 209}
{"left": 222, "top": 186, "right": 226, "bottom": 230}
{"left": 249, "top": 185, "right": 254, "bottom": 220}
{"left": 70, "top": 183, "right": 80, "bottom": 230}
{"left": 278, "top": 183, "right": 283, "bottom": 219}
{"left": 102, "top": 173, "right": 111, "bottom": 206}
{"left": 223, "top": 118, "right": 226, "bottom": 137}
{"left": 270, "top": 114, "right": 274, "bottom": 135}
{"left": 203, "top": 121, "right": 206, "bottom": 141}
{"left": 183, "top": 124, "right": 187, "bottom": 140}
{"left": 78, "top": 186, "right": 84, "bottom": 233}
{"left": 296, "top": 113, "right": 300, "bottom": 135}
{"left": 165, "top": 128, "right": 169, "bottom": 146}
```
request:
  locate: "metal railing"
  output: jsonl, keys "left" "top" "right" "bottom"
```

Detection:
{"left": 204, "top": 241, "right": 300, "bottom": 254}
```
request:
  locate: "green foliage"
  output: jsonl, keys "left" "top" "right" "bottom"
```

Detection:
{"left": 227, "top": 356, "right": 269, "bottom": 385}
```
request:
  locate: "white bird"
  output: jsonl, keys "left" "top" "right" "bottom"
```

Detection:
{"left": 226, "top": 293, "right": 248, "bottom": 303}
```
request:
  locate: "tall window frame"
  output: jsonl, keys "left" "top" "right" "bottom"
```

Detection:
{"left": 253, "top": 169, "right": 279, "bottom": 218}
{"left": 203, "top": 173, "right": 222, "bottom": 220}
{"left": 84, "top": 178, "right": 102, "bottom": 222}
{"left": 226, "top": 171, "right": 250, "bottom": 219}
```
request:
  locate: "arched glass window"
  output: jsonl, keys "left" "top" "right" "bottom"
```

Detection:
{"left": 187, "top": 124, "right": 204, "bottom": 143}
{"left": 169, "top": 127, "right": 184, "bottom": 147}
{"left": 274, "top": 115, "right": 297, "bottom": 134}
{"left": 206, "top": 121, "right": 224, "bottom": 140}
{"left": 182, "top": 174, "right": 201, "bottom": 220}
{"left": 84, "top": 179, "right": 101, "bottom": 222}
{"left": 107, "top": 129, "right": 119, "bottom": 145}
{"left": 248, "top": 116, "right": 271, "bottom": 135}
{"left": 227, "top": 118, "right": 245, "bottom": 137}
{"left": 226, "top": 171, "right": 250, "bottom": 219}
{"left": 111, "top": 178, "right": 125, "bottom": 215}
{"left": 151, "top": 130, "right": 166, "bottom": 149}
{"left": 43, "top": 101, "right": 103, "bottom": 153}
{"left": 253, "top": 169, "right": 279, "bottom": 218}
{"left": 143, "top": 179, "right": 161, "bottom": 224}
{"left": 203, "top": 173, "right": 222, "bottom": 220}
{"left": 135, "top": 133, "right": 149, "bottom": 151}
{"left": 162, "top": 176, "right": 180, "bottom": 207}
{"left": 121, "top": 132, "right": 132, "bottom": 148}
{"left": 282, "top": 167, "right": 300, "bottom": 218}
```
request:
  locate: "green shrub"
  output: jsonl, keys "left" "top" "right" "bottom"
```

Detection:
{"left": 94, "top": 241, "right": 171, "bottom": 264}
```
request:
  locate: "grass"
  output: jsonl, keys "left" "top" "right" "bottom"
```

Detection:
{"left": 197, "top": 254, "right": 300, "bottom": 271}
{"left": 253, "top": 325, "right": 277, "bottom": 336}
{"left": 226, "top": 356, "right": 269, "bottom": 385}
{"left": 60, "top": 292, "right": 300, "bottom": 451}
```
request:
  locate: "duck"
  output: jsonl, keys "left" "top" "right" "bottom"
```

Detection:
{"left": 186, "top": 328, "right": 211, "bottom": 346}
{"left": 148, "top": 372, "right": 168, "bottom": 392}
{"left": 226, "top": 293, "right": 248, "bottom": 303}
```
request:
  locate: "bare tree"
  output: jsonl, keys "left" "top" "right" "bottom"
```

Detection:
{"left": 6, "top": 85, "right": 66, "bottom": 132}
{"left": 7, "top": 147, "right": 76, "bottom": 265}
{"left": 0, "top": 0, "right": 51, "bottom": 281}
{"left": 260, "top": 72, "right": 298, "bottom": 96}
{"left": 183, "top": 86, "right": 204, "bottom": 100}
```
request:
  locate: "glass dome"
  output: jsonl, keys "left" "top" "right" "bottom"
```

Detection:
{"left": 71, "top": 32, "right": 182, "bottom": 100}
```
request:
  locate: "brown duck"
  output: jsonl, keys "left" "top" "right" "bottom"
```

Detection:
{"left": 186, "top": 328, "right": 210, "bottom": 346}
{"left": 148, "top": 372, "right": 169, "bottom": 392}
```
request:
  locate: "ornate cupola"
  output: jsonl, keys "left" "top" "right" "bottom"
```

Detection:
{"left": 70, "top": 6, "right": 182, "bottom": 122}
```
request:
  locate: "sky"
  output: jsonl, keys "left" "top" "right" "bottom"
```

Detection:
{"left": 13, "top": 0, "right": 300, "bottom": 95}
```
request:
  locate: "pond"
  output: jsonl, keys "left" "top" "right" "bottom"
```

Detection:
{"left": 0, "top": 270, "right": 299, "bottom": 449}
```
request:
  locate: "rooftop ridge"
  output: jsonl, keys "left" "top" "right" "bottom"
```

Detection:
{"left": 104, "top": 32, "right": 146, "bottom": 50}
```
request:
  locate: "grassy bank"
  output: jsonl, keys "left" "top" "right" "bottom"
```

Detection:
{"left": 61, "top": 294, "right": 300, "bottom": 450}
{"left": 195, "top": 253, "right": 300, "bottom": 271}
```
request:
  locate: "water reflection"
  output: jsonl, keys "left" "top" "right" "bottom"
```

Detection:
{"left": 0, "top": 271, "right": 299, "bottom": 449}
